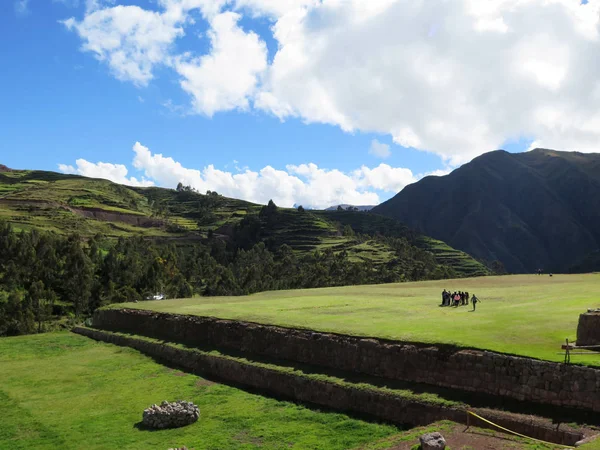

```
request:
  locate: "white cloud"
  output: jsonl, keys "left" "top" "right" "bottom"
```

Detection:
{"left": 233, "top": 0, "right": 317, "bottom": 18}
{"left": 173, "top": 11, "right": 268, "bottom": 116}
{"left": 58, "top": 159, "right": 154, "bottom": 187}
{"left": 14, "top": 0, "right": 30, "bottom": 15}
{"left": 60, "top": 142, "right": 422, "bottom": 208}
{"left": 256, "top": 0, "right": 600, "bottom": 163}
{"left": 369, "top": 139, "right": 391, "bottom": 159}
{"left": 62, "top": 5, "right": 186, "bottom": 86}
{"left": 61, "top": 0, "right": 600, "bottom": 163}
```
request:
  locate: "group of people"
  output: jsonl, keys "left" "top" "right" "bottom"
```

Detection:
{"left": 440, "top": 289, "right": 480, "bottom": 310}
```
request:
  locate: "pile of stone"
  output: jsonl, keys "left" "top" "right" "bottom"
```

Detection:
{"left": 142, "top": 400, "right": 200, "bottom": 429}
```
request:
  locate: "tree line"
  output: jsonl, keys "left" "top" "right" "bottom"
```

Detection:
{"left": 0, "top": 206, "right": 454, "bottom": 336}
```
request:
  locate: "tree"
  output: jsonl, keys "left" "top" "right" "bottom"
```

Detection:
{"left": 297, "top": 205, "right": 305, "bottom": 213}
{"left": 176, "top": 182, "right": 184, "bottom": 192}
{"left": 259, "top": 200, "right": 278, "bottom": 221}
{"left": 337, "top": 205, "right": 344, "bottom": 211}
{"left": 63, "top": 237, "right": 93, "bottom": 317}
{"left": 343, "top": 224, "right": 355, "bottom": 237}
{"left": 490, "top": 260, "right": 507, "bottom": 275}
{"left": 27, "top": 280, "right": 54, "bottom": 333}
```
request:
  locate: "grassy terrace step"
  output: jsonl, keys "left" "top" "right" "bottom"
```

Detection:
{"left": 79, "top": 328, "right": 462, "bottom": 405}
{"left": 73, "top": 327, "right": 594, "bottom": 447}
{"left": 0, "top": 332, "right": 402, "bottom": 450}
{"left": 119, "top": 273, "right": 600, "bottom": 366}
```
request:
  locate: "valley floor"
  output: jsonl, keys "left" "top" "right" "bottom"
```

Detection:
{"left": 119, "top": 273, "right": 600, "bottom": 365}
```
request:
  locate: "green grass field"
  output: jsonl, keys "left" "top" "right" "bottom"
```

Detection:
{"left": 0, "top": 332, "right": 403, "bottom": 450}
{"left": 1, "top": 333, "right": 581, "bottom": 450}
{"left": 120, "top": 273, "right": 600, "bottom": 365}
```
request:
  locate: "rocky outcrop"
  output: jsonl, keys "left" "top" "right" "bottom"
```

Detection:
{"left": 142, "top": 400, "right": 199, "bottom": 429}
{"left": 420, "top": 432, "right": 446, "bottom": 450}
{"left": 92, "top": 308, "right": 600, "bottom": 413}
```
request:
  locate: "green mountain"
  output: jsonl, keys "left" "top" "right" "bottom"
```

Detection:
{"left": 373, "top": 149, "right": 600, "bottom": 273}
{"left": 0, "top": 168, "right": 487, "bottom": 278}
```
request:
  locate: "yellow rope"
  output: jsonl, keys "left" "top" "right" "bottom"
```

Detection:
{"left": 467, "top": 410, "right": 574, "bottom": 449}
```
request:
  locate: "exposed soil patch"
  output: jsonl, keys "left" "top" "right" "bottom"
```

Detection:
{"left": 0, "top": 198, "right": 164, "bottom": 228}
{"left": 0, "top": 164, "right": 12, "bottom": 172}
{"left": 233, "top": 430, "right": 264, "bottom": 446}
{"left": 378, "top": 423, "right": 565, "bottom": 450}
{"left": 195, "top": 379, "right": 216, "bottom": 387}
{"left": 167, "top": 368, "right": 188, "bottom": 377}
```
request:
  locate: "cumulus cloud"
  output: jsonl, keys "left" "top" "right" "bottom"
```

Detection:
{"left": 58, "top": 159, "right": 154, "bottom": 187}
{"left": 59, "top": 142, "right": 421, "bottom": 208}
{"left": 369, "top": 139, "right": 391, "bottom": 159}
{"left": 62, "top": 0, "right": 600, "bottom": 163}
{"left": 174, "top": 11, "right": 268, "bottom": 115}
{"left": 62, "top": 5, "right": 186, "bottom": 86}
{"left": 255, "top": 0, "right": 600, "bottom": 162}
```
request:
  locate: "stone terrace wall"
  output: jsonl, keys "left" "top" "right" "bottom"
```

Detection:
{"left": 93, "top": 308, "right": 600, "bottom": 413}
{"left": 73, "top": 326, "right": 586, "bottom": 446}
{"left": 577, "top": 312, "right": 600, "bottom": 347}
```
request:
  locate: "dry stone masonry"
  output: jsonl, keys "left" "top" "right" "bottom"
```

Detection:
{"left": 142, "top": 400, "right": 199, "bottom": 429}
{"left": 73, "top": 326, "right": 591, "bottom": 447}
{"left": 93, "top": 308, "right": 600, "bottom": 413}
{"left": 576, "top": 311, "right": 600, "bottom": 346}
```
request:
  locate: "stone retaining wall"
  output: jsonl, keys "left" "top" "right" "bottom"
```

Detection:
{"left": 93, "top": 308, "right": 600, "bottom": 413}
{"left": 73, "top": 326, "right": 586, "bottom": 446}
{"left": 577, "top": 313, "right": 600, "bottom": 347}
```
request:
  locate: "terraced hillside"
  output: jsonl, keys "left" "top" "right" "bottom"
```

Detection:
{"left": 315, "top": 210, "right": 490, "bottom": 277}
{"left": 0, "top": 168, "right": 488, "bottom": 277}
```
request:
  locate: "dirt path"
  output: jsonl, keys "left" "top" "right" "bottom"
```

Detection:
{"left": 360, "top": 421, "right": 570, "bottom": 450}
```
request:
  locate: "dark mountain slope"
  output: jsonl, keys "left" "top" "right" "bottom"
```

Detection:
{"left": 373, "top": 149, "right": 600, "bottom": 273}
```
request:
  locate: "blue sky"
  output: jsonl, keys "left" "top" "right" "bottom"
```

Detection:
{"left": 1, "top": 0, "right": 597, "bottom": 207}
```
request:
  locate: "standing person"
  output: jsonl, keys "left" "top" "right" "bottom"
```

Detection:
{"left": 441, "top": 290, "right": 447, "bottom": 306}
{"left": 471, "top": 294, "right": 480, "bottom": 311}
{"left": 465, "top": 292, "right": 470, "bottom": 305}
{"left": 454, "top": 292, "right": 460, "bottom": 307}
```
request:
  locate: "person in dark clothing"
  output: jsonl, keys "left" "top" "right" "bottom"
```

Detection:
{"left": 460, "top": 291, "right": 465, "bottom": 305}
{"left": 471, "top": 294, "right": 480, "bottom": 311}
{"left": 441, "top": 290, "right": 447, "bottom": 306}
{"left": 465, "top": 292, "right": 469, "bottom": 305}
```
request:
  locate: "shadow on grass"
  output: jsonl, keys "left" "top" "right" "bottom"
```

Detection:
{"left": 108, "top": 330, "right": 600, "bottom": 430}
{"left": 133, "top": 421, "right": 158, "bottom": 432}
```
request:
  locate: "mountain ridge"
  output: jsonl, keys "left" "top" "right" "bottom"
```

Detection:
{"left": 373, "top": 148, "right": 600, "bottom": 273}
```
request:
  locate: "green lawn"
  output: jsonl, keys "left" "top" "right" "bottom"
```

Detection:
{"left": 0, "top": 332, "right": 401, "bottom": 450}
{"left": 120, "top": 274, "right": 600, "bottom": 365}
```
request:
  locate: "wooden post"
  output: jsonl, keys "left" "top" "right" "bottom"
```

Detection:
{"left": 565, "top": 338, "right": 570, "bottom": 364}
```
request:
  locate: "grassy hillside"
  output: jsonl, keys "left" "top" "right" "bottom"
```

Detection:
{"left": 0, "top": 169, "right": 488, "bottom": 277}
{"left": 120, "top": 273, "right": 600, "bottom": 365}
{"left": 315, "top": 210, "right": 490, "bottom": 276}
{"left": 0, "top": 332, "right": 400, "bottom": 450}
